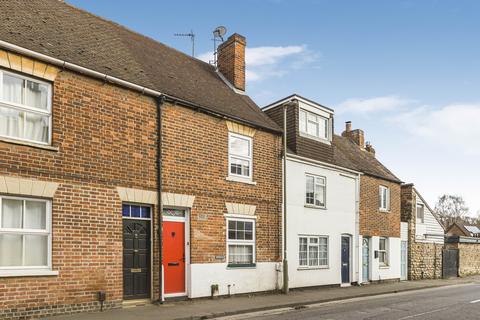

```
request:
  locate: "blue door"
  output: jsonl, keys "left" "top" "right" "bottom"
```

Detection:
{"left": 341, "top": 236, "right": 350, "bottom": 283}
{"left": 401, "top": 241, "right": 408, "bottom": 280}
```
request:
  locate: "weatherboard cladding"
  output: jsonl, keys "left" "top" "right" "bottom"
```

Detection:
{"left": 0, "top": 0, "right": 280, "bottom": 132}
{"left": 264, "top": 102, "right": 401, "bottom": 182}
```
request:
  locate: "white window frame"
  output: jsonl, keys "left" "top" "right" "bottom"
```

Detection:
{"left": 379, "top": 185, "right": 390, "bottom": 212}
{"left": 0, "top": 69, "right": 53, "bottom": 145}
{"left": 0, "top": 195, "right": 56, "bottom": 277}
{"left": 299, "top": 108, "right": 329, "bottom": 141}
{"left": 378, "top": 237, "right": 389, "bottom": 267}
{"left": 226, "top": 217, "right": 256, "bottom": 267}
{"left": 228, "top": 132, "right": 253, "bottom": 181}
{"left": 416, "top": 203, "right": 425, "bottom": 224}
{"left": 305, "top": 174, "right": 327, "bottom": 209}
{"left": 298, "top": 235, "right": 329, "bottom": 269}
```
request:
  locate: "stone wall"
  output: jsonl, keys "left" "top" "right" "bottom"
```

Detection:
{"left": 409, "top": 241, "right": 443, "bottom": 280}
{"left": 447, "top": 241, "right": 480, "bottom": 277}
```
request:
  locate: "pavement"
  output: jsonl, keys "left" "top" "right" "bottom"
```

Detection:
{"left": 44, "top": 276, "right": 480, "bottom": 320}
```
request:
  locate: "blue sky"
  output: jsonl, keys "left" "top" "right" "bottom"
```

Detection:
{"left": 69, "top": 0, "right": 480, "bottom": 214}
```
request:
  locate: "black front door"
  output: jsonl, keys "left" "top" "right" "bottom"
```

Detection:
{"left": 123, "top": 219, "right": 150, "bottom": 299}
{"left": 341, "top": 236, "right": 350, "bottom": 283}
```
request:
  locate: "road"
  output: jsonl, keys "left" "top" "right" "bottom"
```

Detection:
{"left": 217, "top": 283, "right": 480, "bottom": 320}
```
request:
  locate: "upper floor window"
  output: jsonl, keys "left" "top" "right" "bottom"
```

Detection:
{"left": 0, "top": 70, "right": 52, "bottom": 144}
{"left": 305, "top": 174, "right": 326, "bottom": 208}
{"left": 416, "top": 204, "right": 425, "bottom": 224}
{"left": 0, "top": 196, "right": 52, "bottom": 271}
{"left": 228, "top": 133, "right": 252, "bottom": 180}
{"left": 379, "top": 185, "right": 390, "bottom": 212}
{"left": 299, "top": 108, "right": 328, "bottom": 140}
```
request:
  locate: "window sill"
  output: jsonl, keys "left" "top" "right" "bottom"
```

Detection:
{"left": 299, "top": 132, "right": 331, "bottom": 145}
{"left": 379, "top": 265, "right": 390, "bottom": 269}
{"left": 304, "top": 204, "right": 326, "bottom": 210}
{"left": 0, "top": 269, "right": 59, "bottom": 278}
{"left": 379, "top": 209, "right": 390, "bottom": 213}
{"left": 227, "top": 263, "right": 256, "bottom": 269}
{"left": 298, "top": 266, "right": 329, "bottom": 271}
{"left": 226, "top": 176, "right": 257, "bottom": 185}
{"left": 0, "top": 136, "right": 58, "bottom": 152}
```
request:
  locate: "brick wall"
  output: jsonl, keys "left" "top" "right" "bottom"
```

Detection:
{"left": 161, "top": 103, "right": 282, "bottom": 265}
{"left": 360, "top": 175, "right": 401, "bottom": 237}
{"left": 0, "top": 68, "right": 158, "bottom": 319}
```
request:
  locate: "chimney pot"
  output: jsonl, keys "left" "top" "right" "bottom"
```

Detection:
{"left": 217, "top": 33, "right": 246, "bottom": 91}
{"left": 345, "top": 121, "right": 352, "bottom": 132}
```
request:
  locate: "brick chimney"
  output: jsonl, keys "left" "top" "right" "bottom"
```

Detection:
{"left": 342, "top": 121, "right": 365, "bottom": 148}
{"left": 217, "top": 33, "right": 246, "bottom": 91}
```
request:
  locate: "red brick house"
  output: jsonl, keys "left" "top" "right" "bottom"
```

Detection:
{"left": 0, "top": 1, "right": 282, "bottom": 319}
{"left": 339, "top": 122, "right": 403, "bottom": 283}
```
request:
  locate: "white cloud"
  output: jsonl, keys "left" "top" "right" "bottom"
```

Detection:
{"left": 337, "top": 95, "right": 414, "bottom": 114}
{"left": 197, "top": 45, "right": 317, "bottom": 82}
{"left": 391, "top": 102, "right": 480, "bottom": 155}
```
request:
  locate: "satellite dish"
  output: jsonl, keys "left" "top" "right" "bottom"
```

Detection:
{"left": 213, "top": 26, "right": 227, "bottom": 40}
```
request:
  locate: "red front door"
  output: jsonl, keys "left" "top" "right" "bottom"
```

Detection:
{"left": 163, "top": 221, "right": 185, "bottom": 294}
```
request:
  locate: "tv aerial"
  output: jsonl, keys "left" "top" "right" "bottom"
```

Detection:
{"left": 212, "top": 26, "right": 227, "bottom": 66}
{"left": 174, "top": 30, "right": 196, "bottom": 57}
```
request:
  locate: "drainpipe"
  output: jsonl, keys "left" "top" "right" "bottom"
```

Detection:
{"left": 282, "top": 103, "right": 289, "bottom": 294}
{"left": 157, "top": 95, "right": 165, "bottom": 303}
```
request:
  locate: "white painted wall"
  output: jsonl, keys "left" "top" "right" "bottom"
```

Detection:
{"left": 286, "top": 157, "right": 359, "bottom": 288}
{"left": 189, "top": 262, "right": 280, "bottom": 298}
{"left": 401, "top": 222, "right": 408, "bottom": 241}
{"left": 359, "top": 236, "right": 401, "bottom": 282}
{"left": 415, "top": 191, "right": 444, "bottom": 244}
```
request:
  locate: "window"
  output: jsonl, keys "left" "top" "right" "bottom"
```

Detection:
{"left": 0, "top": 196, "right": 51, "bottom": 270}
{"left": 122, "top": 204, "right": 151, "bottom": 219}
{"left": 0, "top": 70, "right": 52, "bottom": 144}
{"left": 379, "top": 185, "right": 390, "bottom": 211}
{"left": 228, "top": 133, "right": 252, "bottom": 180}
{"left": 305, "top": 174, "right": 326, "bottom": 208}
{"left": 299, "top": 109, "right": 329, "bottom": 140}
{"left": 227, "top": 218, "right": 255, "bottom": 266}
{"left": 416, "top": 204, "right": 425, "bottom": 224}
{"left": 379, "top": 237, "right": 388, "bottom": 266}
{"left": 299, "top": 236, "right": 328, "bottom": 268}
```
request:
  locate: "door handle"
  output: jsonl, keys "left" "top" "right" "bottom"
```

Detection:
{"left": 342, "top": 263, "right": 348, "bottom": 266}
{"left": 168, "top": 262, "right": 180, "bottom": 266}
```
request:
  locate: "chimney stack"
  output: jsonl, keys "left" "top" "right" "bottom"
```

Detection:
{"left": 342, "top": 121, "right": 365, "bottom": 148}
{"left": 365, "top": 141, "right": 376, "bottom": 156}
{"left": 217, "top": 33, "right": 246, "bottom": 91}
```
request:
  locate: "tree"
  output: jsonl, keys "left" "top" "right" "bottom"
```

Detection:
{"left": 434, "top": 194, "right": 469, "bottom": 228}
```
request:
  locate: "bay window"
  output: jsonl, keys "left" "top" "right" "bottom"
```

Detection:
{"left": 0, "top": 196, "right": 53, "bottom": 275}
{"left": 227, "top": 218, "right": 255, "bottom": 266}
{"left": 0, "top": 70, "right": 52, "bottom": 144}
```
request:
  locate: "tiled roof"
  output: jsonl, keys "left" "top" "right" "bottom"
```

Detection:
{"left": 0, "top": 0, "right": 281, "bottom": 132}
{"left": 332, "top": 135, "right": 402, "bottom": 183}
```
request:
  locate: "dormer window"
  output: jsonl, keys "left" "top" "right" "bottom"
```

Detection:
{"left": 299, "top": 108, "right": 328, "bottom": 140}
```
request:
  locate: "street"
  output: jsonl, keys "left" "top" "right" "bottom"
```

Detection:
{"left": 217, "top": 284, "right": 480, "bottom": 320}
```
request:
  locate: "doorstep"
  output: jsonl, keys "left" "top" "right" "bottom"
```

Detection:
{"left": 122, "top": 299, "right": 151, "bottom": 308}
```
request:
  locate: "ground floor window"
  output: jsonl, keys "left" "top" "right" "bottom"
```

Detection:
{"left": 0, "top": 196, "right": 51, "bottom": 270}
{"left": 299, "top": 236, "right": 328, "bottom": 268}
{"left": 379, "top": 237, "right": 389, "bottom": 266}
{"left": 227, "top": 218, "right": 255, "bottom": 266}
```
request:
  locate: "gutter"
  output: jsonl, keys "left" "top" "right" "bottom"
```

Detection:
{"left": 0, "top": 39, "right": 282, "bottom": 135}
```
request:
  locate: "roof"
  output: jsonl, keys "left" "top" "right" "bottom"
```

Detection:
{"left": 446, "top": 222, "right": 478, "bottom": 236}
{"left": 262, "top": 94, "right": 334, "bottom": 113}
{"left": 332, "top": 135, "right": 402, "bottom": 183}
{"left": 0, "top": 0, "right": 281, "bottom": 133}
{"left": 465, "top": 225, "right": 480, "bottom": 234}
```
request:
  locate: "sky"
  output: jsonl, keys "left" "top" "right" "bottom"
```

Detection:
{"left": 68, "top": 0, "right": 480, "bottom": 215}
